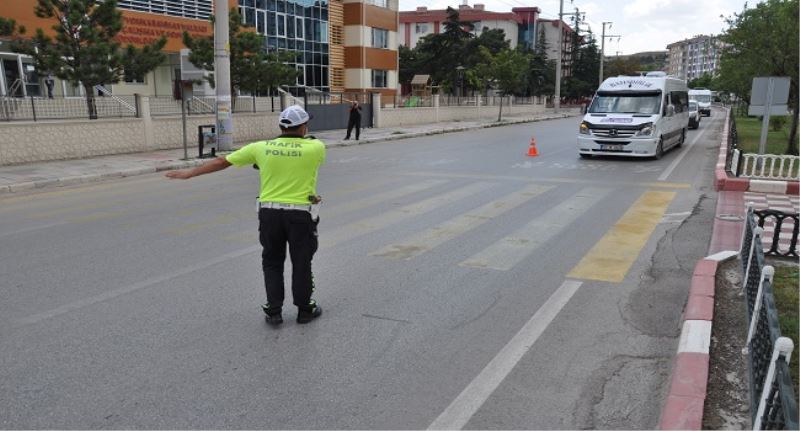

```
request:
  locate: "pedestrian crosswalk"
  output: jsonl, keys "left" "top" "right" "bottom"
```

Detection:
{"left": 459, "top": 187, "right": 611, "bottom": 271}
{"left": 304, "top": 175, "right": 680, "bottom": 282}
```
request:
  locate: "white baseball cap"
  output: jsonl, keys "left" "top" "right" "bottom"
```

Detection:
{"left": 278, "top": 105, "right": 311, "bottom": 128}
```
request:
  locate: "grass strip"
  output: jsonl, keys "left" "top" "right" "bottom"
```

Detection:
{"left": 772, "top": 263, "right": 799, "bottom": 398}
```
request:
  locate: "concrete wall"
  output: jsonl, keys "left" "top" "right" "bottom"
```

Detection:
{"left": 380, "top": 100, "right": 546, "bottom": 127}
{"left": 0, "top": 96, "right": 544, "bottom": 166}
{"left": 0, "top": 110, "right": 283, "bottom": 166}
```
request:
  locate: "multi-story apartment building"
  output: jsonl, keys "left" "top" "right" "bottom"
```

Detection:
{"left": 399, "top": 3, "right": 539, "bottom": 51}
{"left": 666, "top": 35, "right": 723, "bottom": 81}
{"left": 0, "top": 0, "right": 398, "bottom": 97}
{"left": 536, "top": 18, "right": 576, "bottom": 77}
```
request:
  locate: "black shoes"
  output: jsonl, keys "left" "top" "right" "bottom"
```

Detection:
{"left": 297, "top": 300, "right": 322, "bottom": 324}
{"left": 263, "top": 302, "right": 322, "bottom": 324}
{"left": 262, "top": 304, "right": 283, "bottom": 326}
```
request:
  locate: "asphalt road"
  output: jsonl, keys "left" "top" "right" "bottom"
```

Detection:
{"left": 0, "top": 110, "right": 725, "bottom": 429}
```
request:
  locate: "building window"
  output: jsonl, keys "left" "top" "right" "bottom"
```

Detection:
{"left": 372, "top": 28, "right": 388, "bottom": 49}
{"left": 124, "top": 72, "right": 146, "bottom": 85}
{"left": 372, "top": 69, "right": 387, "bottom": 88}
{"left": 367, "top": 0, "right": 388, "bottom": 7}
{"left": 415, "top": 23, "right": 429, "bottom": 34}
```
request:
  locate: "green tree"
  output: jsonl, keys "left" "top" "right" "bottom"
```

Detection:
{"left": 564, "top": 30, "right": 600, "bottom": 100}
{"left": 525, "top": 27, "right": 554, "bottom": 97}
{"left": 6, "top": 0, "right": 166, "bottom": 119}
{"left": 183, "top": 9, "right": 297, "bottom": 96}
{"left": 398, "top": 44, "right": 417, "bottom": 87}
{"left": 473, "top": 46, "right": 529, "bottom": 119}
{"left": 409, "top": 7, "right": 474, "bottom": 93}
{"left": 718, "top": 0, "right": 799, "bottom": 154}
{"left": 604, "top": 56, "right": 640, "bottom": 78}
{"left": 687, "top": 73, "right": 714, "bottom": 89}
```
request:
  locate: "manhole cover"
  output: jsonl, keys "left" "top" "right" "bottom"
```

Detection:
{"left": 717, "top": 214, "right": 744, "bottom": 221}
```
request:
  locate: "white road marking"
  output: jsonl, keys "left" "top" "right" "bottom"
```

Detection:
{"left": 321, "top": 182, "right": 495, "bottom": 250}
{"left": 658, "top": 126, "right": 709, "bottom": 181}
{"left": 371, "top": 184, "right": 552, "bottom": 260}
{"left": 460, "top": 187, "right": 611, "bottom": 270}
{"left": 428, "top": 279, "right": 583, "bottom": 430}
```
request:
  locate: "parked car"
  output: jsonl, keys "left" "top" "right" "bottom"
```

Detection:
{"left": 688, "top": 101, "right": 701, "bottom": 129}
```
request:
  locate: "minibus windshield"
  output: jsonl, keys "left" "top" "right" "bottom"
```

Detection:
{"left": 589, "top": 91, "right": 662, "bottom": 115}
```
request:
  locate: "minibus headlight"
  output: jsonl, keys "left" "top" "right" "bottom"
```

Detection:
{"left": 636, "top": 122, "right": 655, "bottom": 136}
{"left": 579, "top": 122, "right": 590, "bottom": 135}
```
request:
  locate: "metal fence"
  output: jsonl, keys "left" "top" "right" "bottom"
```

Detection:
{"left": 726, "top": 108, "right": 740, "bottom": 174}
{"left": 740, "top": 204, "right": 799, "bottom": 430}
{"left": 753, "top": 208, "right": 800, "bottom": 258}
{"left": 303, "top": 92, "right": 371, "bottom": 106}
{"left": 1, "top": 95, "right": 137, "bottom": 121}
{"left": 148, "top": 96, "right": 281, "bottom": 116}
{"left": 382, "top": 95, "right": 434, "bottom": 108}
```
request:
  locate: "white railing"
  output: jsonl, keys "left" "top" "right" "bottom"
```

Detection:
{"left": 739, "top": 153, "right": 800, "bottom": 180}
{"left": 94, "top": 85, "right": 137, "bottom": 113}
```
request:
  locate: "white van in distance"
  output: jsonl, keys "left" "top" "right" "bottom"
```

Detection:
{"left": 688, "top": 88, "right": 713, "bottom": 116}
{"left": 578, "top": 72, "right": 690, "bottom": 159}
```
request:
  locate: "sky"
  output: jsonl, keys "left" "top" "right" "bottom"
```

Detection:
{"left": 398, "top": 0, "right": 750, "bottom": 55}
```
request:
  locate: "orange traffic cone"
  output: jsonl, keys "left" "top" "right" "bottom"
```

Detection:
{"left": 527, "top": 137, "right": 539, "bottom": 157}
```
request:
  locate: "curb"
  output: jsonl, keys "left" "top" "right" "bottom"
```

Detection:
{"left": 658, "top": 250, "right": 738, "bottom": 430}
{"left": 0, "top": 112, "right": 576, "bottom": 195}
{"left": 714, "top": 108, "right": 799, "bottom": 195}
{"left": 324, "top": 112, "right": 574, "bottom": 149}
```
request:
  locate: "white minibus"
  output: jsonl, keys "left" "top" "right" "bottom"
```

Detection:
{"left": 578, "top": 72, "right": 689, "bottom": 159}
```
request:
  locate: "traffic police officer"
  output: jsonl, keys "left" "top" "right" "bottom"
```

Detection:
{"left": 166, "top": 105, "right": 325, "bottom": 325}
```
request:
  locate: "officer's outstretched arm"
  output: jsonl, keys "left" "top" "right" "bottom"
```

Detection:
{"left": 165, "top": 157, "right": 232, "bottom": 180}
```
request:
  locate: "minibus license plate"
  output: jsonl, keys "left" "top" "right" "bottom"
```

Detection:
{"left": 600, "top": 144, "right": 623, "bottom": 151}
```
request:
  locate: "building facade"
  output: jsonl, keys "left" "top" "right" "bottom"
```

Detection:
{"left": 666, "top": 35, "right": 723, "bottom": 81}
{"left": 399, "top": 3, "right": 539, "bottom": 51}
{"left": 536, "top": 19, "right": 576, "bottom": 78}
{"left": 0, "top": 0, "right": 397, "bottom": 98}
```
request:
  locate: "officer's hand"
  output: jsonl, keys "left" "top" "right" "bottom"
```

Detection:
{"left": 309, "top": 195, "right": 322, "bottom": 204}
{"left": 165, "top": 170, "right": 193, "bottom": 179}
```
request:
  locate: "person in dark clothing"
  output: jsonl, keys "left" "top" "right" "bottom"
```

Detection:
{"left": 344, "top": 100, "right": 362, "bottom": 140}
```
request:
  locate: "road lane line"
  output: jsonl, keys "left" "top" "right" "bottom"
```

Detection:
{"left": 567, "top": 190, "right": 676, "bottom": 283}
{"left": 657, "top": 126, "right": 709, "bottom": 181}
{"left": 459, "top": 187, "right": 611, "bottom": 271}
{"left": 320, "top": 182, "right": 495, "bottom": 249}
{"left": 428, "top": 279, "right": 583, "bottom": 430}
{"left": 13, "top": 245, "right": 261, "bottom": 328}
{"left": 371, "top": 184, "right": 553, "bottom": 260}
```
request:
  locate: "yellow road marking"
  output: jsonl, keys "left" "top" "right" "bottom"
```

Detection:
{"left": 567, "top": 190, "right": 676, "bottom": 283}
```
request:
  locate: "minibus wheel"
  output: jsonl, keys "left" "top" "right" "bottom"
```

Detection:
{"left": 654, "top": 138, "right": 664, "bottom": 160}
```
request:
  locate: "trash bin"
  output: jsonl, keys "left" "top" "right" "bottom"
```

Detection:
{"left": 198, "top": 125, "right": 217, "bottom": 158}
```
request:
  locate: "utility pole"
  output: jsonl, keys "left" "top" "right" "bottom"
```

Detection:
{"left": 555, "top": 3, "right": 582, "bottom": 112}
{"left": 599, "top": 22, "right": 620, "bottom": 86}
{"left": 214, "top": 0, "right": 233, "bottom": 151}
{"left": 554, "top": 0, "right": 564, "bottom": 112}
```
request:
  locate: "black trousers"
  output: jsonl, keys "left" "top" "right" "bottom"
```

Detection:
{"left": 258, "top": 208, "right": 318, "bottom": 312}
{"left": 345, "top": 117, "right": 360, "bottom": 139}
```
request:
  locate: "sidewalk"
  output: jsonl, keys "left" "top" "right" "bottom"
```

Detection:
{"left": 660, "top": 187, "right": 799, "bottom": 430}
{"left": 0, "top": 111, "right": 577, "bottom": 194}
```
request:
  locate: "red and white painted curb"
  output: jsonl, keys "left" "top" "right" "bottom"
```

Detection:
{"left": 658, "top": 250, "right": 738, "bottom": 430}
{"left": 715, "top": 109, "right": 799, "bottom": 195}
